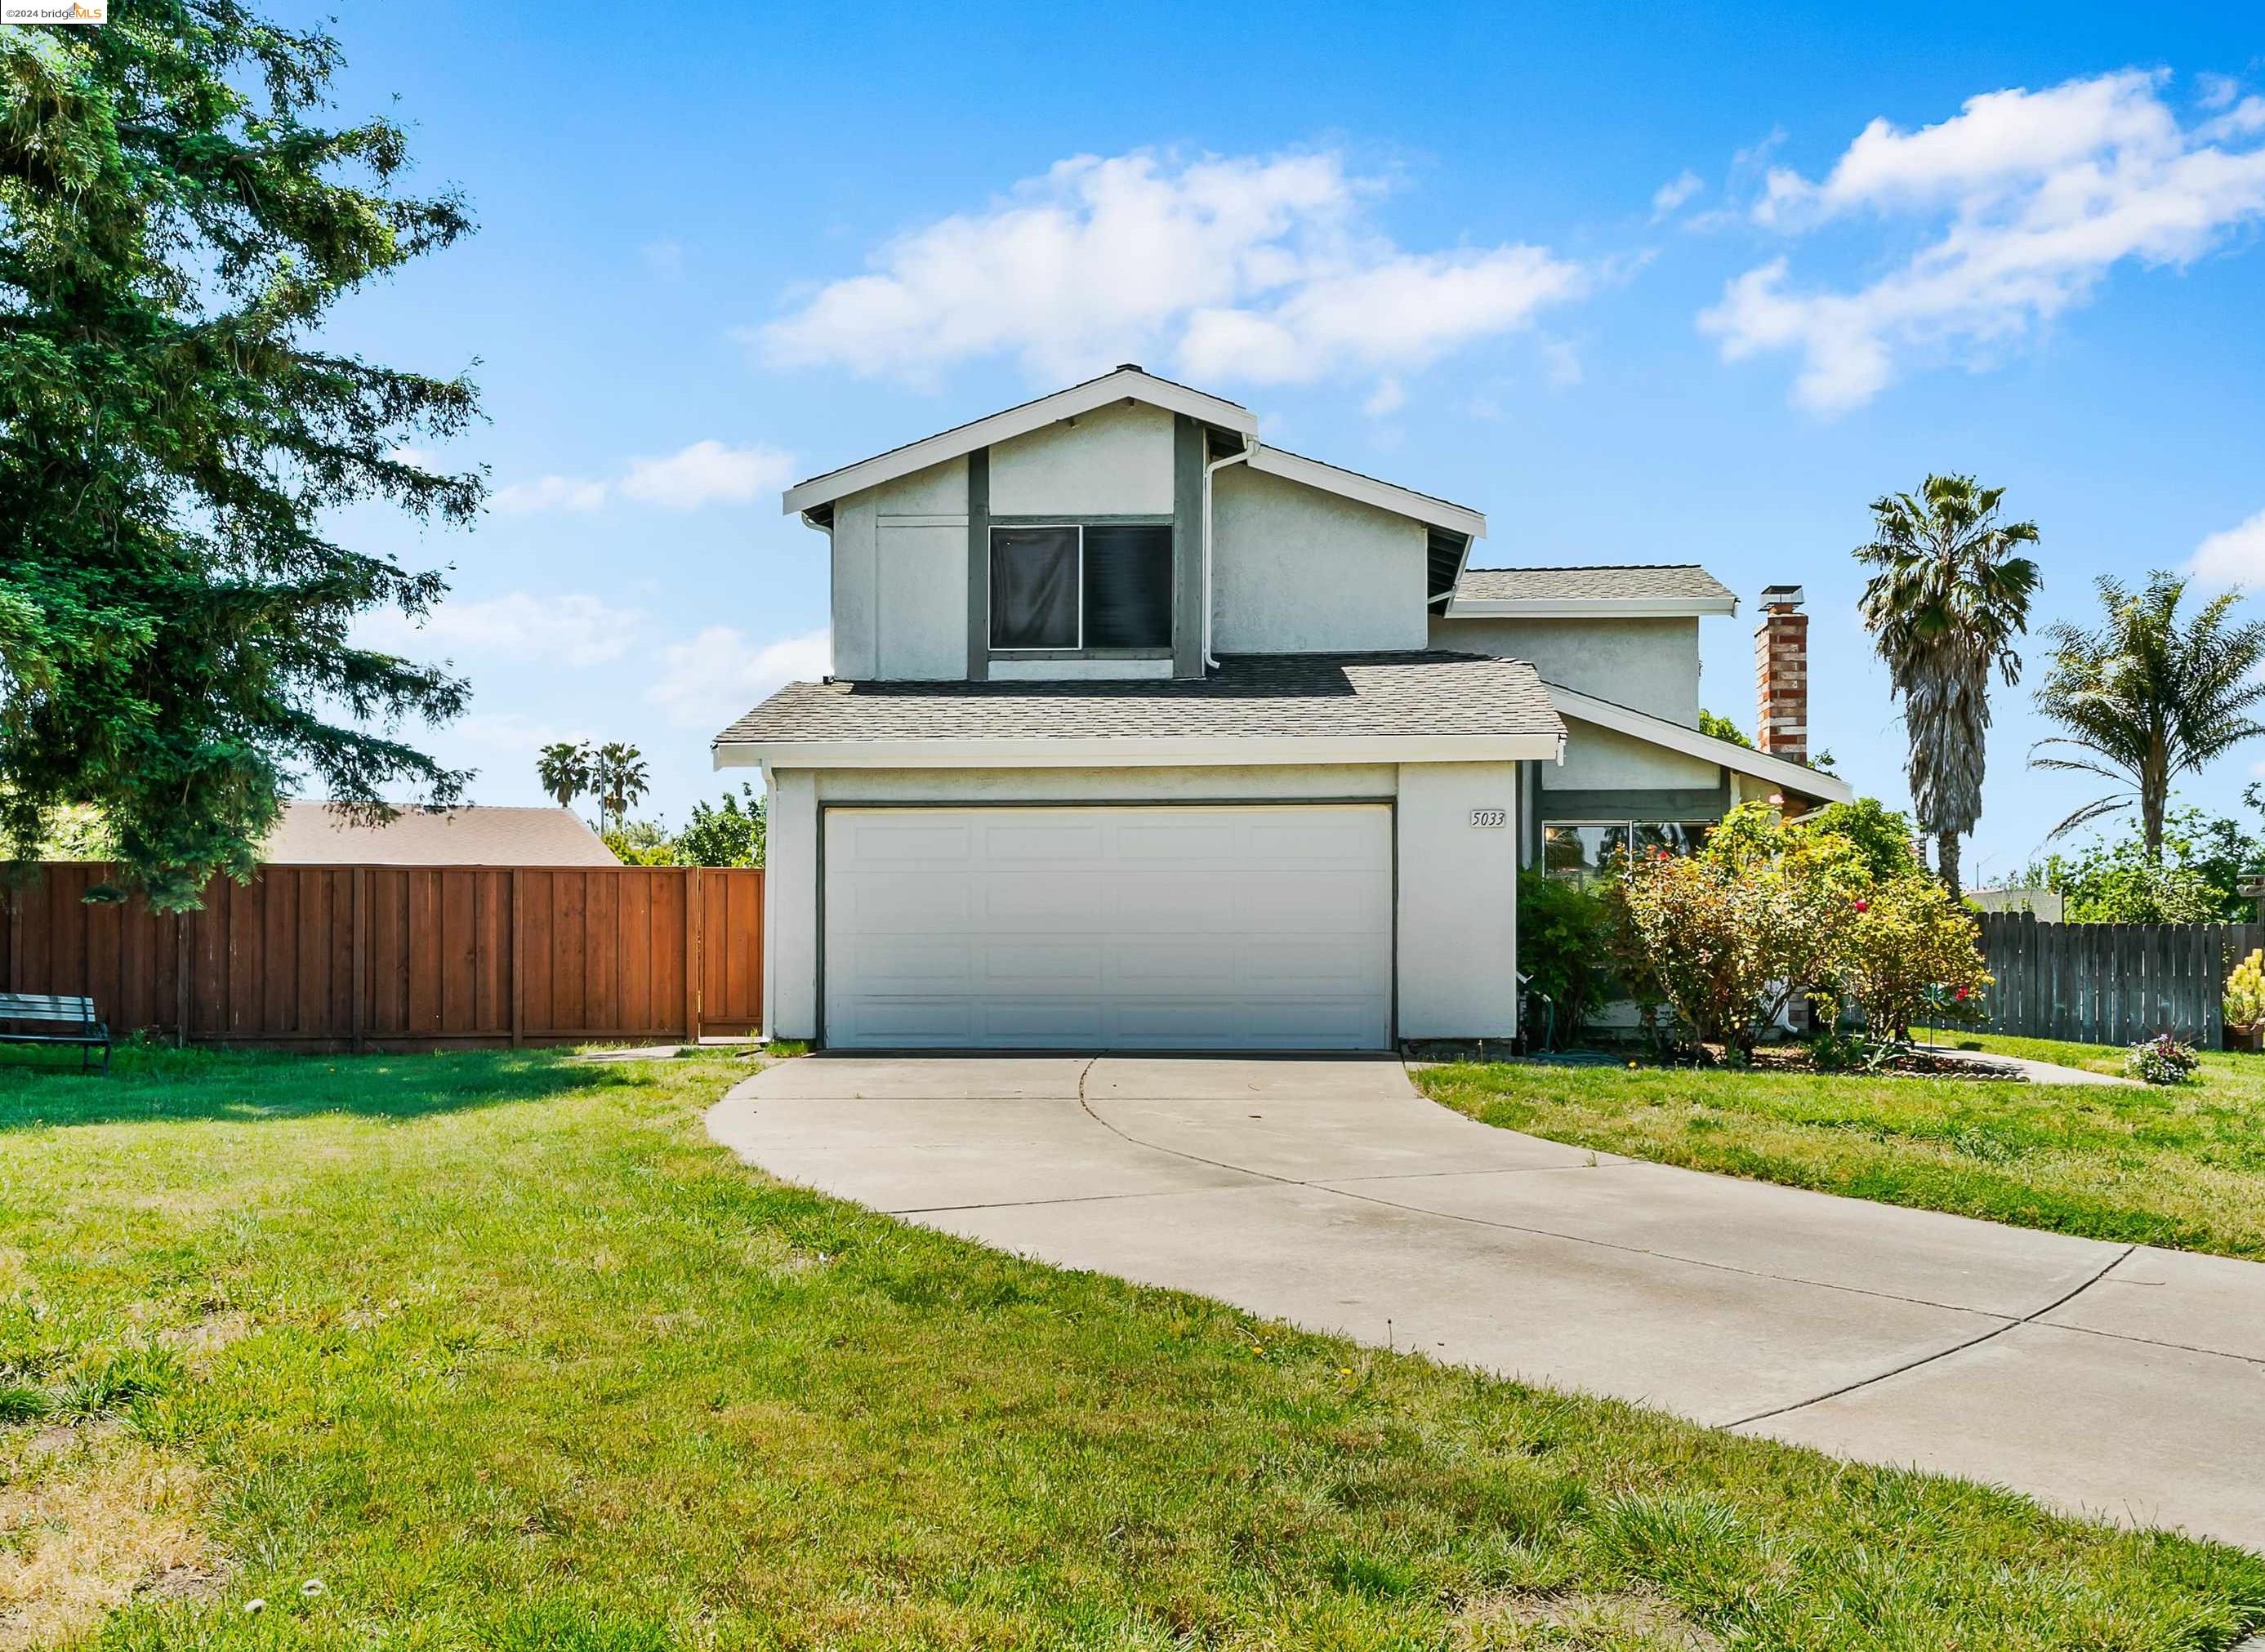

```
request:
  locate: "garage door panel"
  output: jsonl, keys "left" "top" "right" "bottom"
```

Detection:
{"left": 980, "top": 942, "right": 1107, "bottom": 990}
{"left": 982, "top": 874, "right": 1108, "bottom": 926}
{"left": 979, "top": 819, "right": 1108, "bottom": 862}
{"left": 826, "top": 805, "right": 1391, "bottom": 1049}
{"left": 838, "top": 819, "right": 974, "bottom": 865}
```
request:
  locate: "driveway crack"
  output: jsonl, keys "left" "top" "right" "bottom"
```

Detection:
{"left": 1721, "top": 1241, "right": 2137, "bottom": 1429}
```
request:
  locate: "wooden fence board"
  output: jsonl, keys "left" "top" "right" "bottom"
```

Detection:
{"left": 0, "top": 862, "right": 761, "bottom": 1050}
{"left": 1975, "top": 911, "right": 2249, "bottom": 1046}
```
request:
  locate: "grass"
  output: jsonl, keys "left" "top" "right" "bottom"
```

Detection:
{"left": 0, "top": 1044, "right": 2258, "bottom": 1650}
{"left": 1414, "top": 1031, "right": 2265, "bottom": 1261}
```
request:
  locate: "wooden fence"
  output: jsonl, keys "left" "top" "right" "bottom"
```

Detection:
{"left": 1973, "top": 912, "right": 2265, "bottom": 1047}
{"left": 0, "top": 862, "right": 762, "bottom": 1049}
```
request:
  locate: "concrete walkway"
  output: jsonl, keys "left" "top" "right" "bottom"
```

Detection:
{"left": 708, "top": 1053, "right": 2265, "bottom": 1550}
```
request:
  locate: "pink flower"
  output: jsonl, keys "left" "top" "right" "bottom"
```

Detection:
{"left": 1853, "top": 898, "right": 1870, "bottom": 913}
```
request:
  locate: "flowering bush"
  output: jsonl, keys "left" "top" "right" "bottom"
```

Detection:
{"left": 2224, "top": 949, "right": 2265, "bottom": 1038}
{"left": 1616, "top": 799, "right": 1991, "bottom": 1058}
{"left": 1837, "top": 875, "right": 1991, "bottom": 1039}
{"left": 2125, "top": 1034, "right": 2200, "bottom": 1085}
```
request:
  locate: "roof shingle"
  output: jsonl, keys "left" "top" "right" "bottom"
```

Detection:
{"left": 714, "top": 652, "right": 1563, "bottom": 746}
{"left": 1454, "top": 564, "right": 1735, "bottom": 604}
{"left": 262, "top": 804, "right": 618, "bottom": 866}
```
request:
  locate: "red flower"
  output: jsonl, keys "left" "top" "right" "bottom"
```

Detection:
{"left": 1955, "top": 987, "right": 1970, "bottom": 1000}
{"left": 1853, "top": 898, "right": 1870, "bottom": 912}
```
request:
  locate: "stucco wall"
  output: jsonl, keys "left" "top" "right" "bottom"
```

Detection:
{"left": 1428, "top": 615, "right": 1702, "bottom": 725}
{"left": 1395, "top": 762, "right": 1521, "bottom": 1039}
{"left": 1545, "top": 716, "right": 1722, "bottom": 792}
{"left": 1211, "top": 465, "right": 1429, "bottom": 653}
{"left": 828, "top": 457, "right": 969, "bottom": 682}
{"left": 759, "top": 760, "right": 1519, "bottom": 1043}
{"left": 988, "top": 399, "right": 1175, "bottom": 515}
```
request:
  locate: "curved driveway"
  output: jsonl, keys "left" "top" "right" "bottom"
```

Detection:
{"left": 709, "top": 1053, "right": 2265, "bottom": 1550}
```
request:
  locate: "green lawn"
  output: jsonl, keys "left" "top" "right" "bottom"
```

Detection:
{"left": 3, "top": 1044, "right": 2262, "bottom": 1650}
{"left": 1415, "top": 1032, "right": 2265, "bottom": 1262}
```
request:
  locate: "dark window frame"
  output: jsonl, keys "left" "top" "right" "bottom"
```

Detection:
{"left": 986, "top": 521, "right": 1175, "bottom": 656}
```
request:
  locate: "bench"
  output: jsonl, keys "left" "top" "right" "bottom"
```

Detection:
{"left": 0, "top": 993, "right": 112, "bottom": 1072}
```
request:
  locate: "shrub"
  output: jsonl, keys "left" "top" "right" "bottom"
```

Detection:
{"left": 2125, "top": 1034, "right": 2200, "bottom": 1086}
{"left": 1516, "top": 871, "right": 1621, "bottom": 1046}
{"left": 1838, "top": 875, "right": 1991, "bottom": 1039}
{"left": 2226, "top": 949, "right": 2265, "bottom": 1037}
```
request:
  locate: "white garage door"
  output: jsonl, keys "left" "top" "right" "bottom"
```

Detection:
{"left": 823, "top": 804, "right": 1393, "bottom": 1049}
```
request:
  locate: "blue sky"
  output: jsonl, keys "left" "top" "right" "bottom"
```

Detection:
{"left": 303, "top": 0, "right": 2265, "bottom": 884}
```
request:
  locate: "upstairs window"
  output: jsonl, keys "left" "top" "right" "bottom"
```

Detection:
{"left": 991, "top": 524, "right": 1172, "bottom": 651}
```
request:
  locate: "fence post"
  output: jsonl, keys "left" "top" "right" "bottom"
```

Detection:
{"left": 350, "top": 869, "right": 367, "bottom": 1053}
{"left": 684, "top": 867, "right": 703, "bottom": 1045}
{"left": 509, "top": 868, "right": 525, "bottom": 1049}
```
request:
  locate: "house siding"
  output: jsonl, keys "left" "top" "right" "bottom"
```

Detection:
{"left": 1211, "top": 464, "right": 1429, "bottom": 653}
{"left": 1429, "top": 614, "right": 1702, "bottom": 726}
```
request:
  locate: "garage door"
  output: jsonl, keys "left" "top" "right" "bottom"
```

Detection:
{"left": 823, "top": 804, "right": 1393, "bottom": 1049}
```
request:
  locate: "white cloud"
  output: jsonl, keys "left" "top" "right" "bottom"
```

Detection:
{"left": 1362, "top": 377, "right": 1406, "bottom": 418}
{"left": 2191, "top": 507, "right": 2265, "bottom": 586}
{"left": 756, "top": 149, "right": 1585, "bottom": 391}
{"left": 1703, "top": 70, "right": 2265, "bottom": 412}
{"left": 359, "top": 591, "right": 644, "bottom": 667}
{"left": 647, "top": 626, "right": 832, "bottom": 729}
{"left": 1539, "top": 336, "right": 1584, "bottom": 388}
{"left": 1651, "top": 168, "right": 1704, "bottom": 219}
{"left": 489, "top": 441, "right": 795, "bottom": 514}
{"left": 493, "top": 474, "right": 608, "bottom": 514}
{"left": 619, "top": 440, "right": 796, "bottom": 510}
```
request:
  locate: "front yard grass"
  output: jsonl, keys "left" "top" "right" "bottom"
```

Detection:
{"left": 1415, "top": 1032, "right": 2265, "bottom": 1261}
{"left": 3, "top": 1044, "right": 2262, "bottom": 1650}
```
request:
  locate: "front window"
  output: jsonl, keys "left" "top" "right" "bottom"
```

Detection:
{"left": 990, "top": 524, "right": 1172, "bottom": 652}
{"left": 1544, "top": 821, "right": 1714, "bottom": 884}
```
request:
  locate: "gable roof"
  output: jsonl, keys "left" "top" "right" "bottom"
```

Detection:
{"left": 262, "top": 803, "right": 618, "bottom": 866}
{"left": 780, "top": 365, "right": 1487, "bottom": 539}
{"left": 1541, "top": 683, "right": 1853, "bottom": 804}
{"left": 1446, "top": 564, "right": 1737, "bottom": 618}
{"left": 782, "top": 366, "right": 1253, "bottom": 516}
{"left": 713, "top": 651, "right": 1561, "bottom": 768}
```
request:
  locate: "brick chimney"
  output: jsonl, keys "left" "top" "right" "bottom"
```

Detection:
{"left": 1754, "top": 585, "right": 1808, "bottom": 764}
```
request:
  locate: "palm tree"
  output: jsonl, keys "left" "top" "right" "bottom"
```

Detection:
{"left": 592, "top": 741, "right": 649, "bottom": 835}
{"left": 2031, "top": 572, "right": 2265, "bottom": 859}
{"left": 1855, "top": 474, "right": 2041, "bottom": 897}
{"left": 535, "top": 741, "right": 591, "bottom": 811}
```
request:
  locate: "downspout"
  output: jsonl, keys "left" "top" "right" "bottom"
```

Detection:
{"left": 1201, "top": 439, "right": 1254, "bottom": 671}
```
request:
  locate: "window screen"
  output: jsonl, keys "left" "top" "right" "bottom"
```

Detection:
{"left": 1080, "top": 524, "right": 1173, "bottom": 648}
{"left": 991, "top": 527, "right": 1080, "bottom": 649}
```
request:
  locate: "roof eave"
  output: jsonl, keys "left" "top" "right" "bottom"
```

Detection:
{"left": 715, "top": 731, "right": 1564, "bottom": 771}
{"left": 781, "top": 367, "right": 1258, "bottom": 515}
{"left": 1245, "top": 445, "right": 1486, "bottom": 538}
{"left": 1444, "top": 595, "right": 1740, "bottom": 619}
{"left": 1542, "top": 683, "right": 1853, "bottom": 804}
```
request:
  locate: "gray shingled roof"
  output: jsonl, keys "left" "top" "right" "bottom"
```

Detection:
{"left": 1454, "top": 564, "right": 1736, "bottom": 603}
{"left": 714, "top": 652, "right": 1563, "bottom": 746}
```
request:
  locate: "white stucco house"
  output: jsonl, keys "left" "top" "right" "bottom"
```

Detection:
{"left": 717, "top": 367, "right": 1848, "bottom": 1050}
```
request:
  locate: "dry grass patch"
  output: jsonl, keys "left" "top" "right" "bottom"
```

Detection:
{"left": 0, "top": 1427, "right": 215, "bottom": 1650}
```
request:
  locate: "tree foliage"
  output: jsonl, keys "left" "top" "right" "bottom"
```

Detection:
{"left": 1854, "top": 474, "right": 2040, "bottom": 897}
{"left": 1515, "top": 871, "right": 1621, "bottom": 1049}
{"left": 0, "top": 2, "right": 483, "bottom": 908}
{"left": 537, "top": 741, "right": 593, "bottom": 811}
{"left": 2030, "top": 572, "right": 2265, "bottom": 860}
{"left": 2026, "top": 808, "right": 2260, "bottom": 923}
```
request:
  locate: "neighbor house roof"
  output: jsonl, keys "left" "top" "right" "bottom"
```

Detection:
{"left": 262, "top": 803, "right": 618, "bottom": 866}
{"left": 714, "top": 652, "right": 1563, "bottom": 770}
{"left": 1540, "top": 683, "right": 1853, "bottom": 805}
{"left": 1446, "top": 564, "right": 1737, "bottom": 618}
{"left": 780, "top": 364, "right": 1487, "bottom": 540}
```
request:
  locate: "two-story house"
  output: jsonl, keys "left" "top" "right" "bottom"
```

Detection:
{"left": 718, "top": 367, "right": 1848, "bottom": 1050}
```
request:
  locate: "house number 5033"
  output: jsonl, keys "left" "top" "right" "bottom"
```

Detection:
{"left": 1469, "top": 808, "right": 1508, "bottom": 828}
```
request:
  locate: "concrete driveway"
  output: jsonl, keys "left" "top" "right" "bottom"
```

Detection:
{"left": 709, "top": 1053, "right": 2265, "bottom": 1550}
